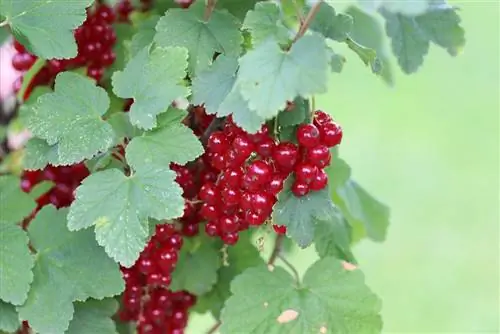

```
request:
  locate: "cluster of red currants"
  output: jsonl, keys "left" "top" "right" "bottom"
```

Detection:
{"left": 196, "top": 110, "right": 343, "bottom": 244}
{"left": 119, "top": 224, "right": 196, "bottom": 334}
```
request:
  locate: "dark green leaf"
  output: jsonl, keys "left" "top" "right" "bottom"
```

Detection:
{"left": 278, "top": 97, "right": 309, "bottom": 127}
{"left": 67, "top": 299, "right": 119, "bottom": 334}
{"left": 0, "top": 301, "right": 19, "bottom": 332}
{"left": 0, "top": 175, "right": 36, "bottom": 224}
{"left": 315, "top": 213, "right": 356, "bottom": 263}
{"left": 242, "top": 2, "right": 289, "bottom": 46}
{"left": 309, "top": 2, "right": 353, "bottom": 42}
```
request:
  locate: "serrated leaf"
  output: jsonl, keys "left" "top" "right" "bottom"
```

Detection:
{"left": 242, "top": 2, "right": 289, "bottom": 46}
{"left": 220, "top": 257, "right": 382, "bottom": 333}
{"left": 273, "top": 180, "right": 336, "bottom": 248}
{"left": 17, "top": 206, "right": 124, "bottom": 334}
{"left": 346, "top": 38, "right": 382, "bottom": 74}
{"left": 0, "top": 301, "right": 19, "bottom": 332}
{"left": 112, "top": 46, "right": 189, "bottom": 130}
{"left": 27, "top": 72, "right": 115, "bottom": 166}
{"left": 0, "top": 175, "right": 36, "bottom": 224}
{"left": 216, "top": 0, "right": 259, "bottom": 20}
{"left": 154, "top": 7, "right": 242, "bottom": 74}
{"left": 67, "top": 299, "right": 118, "bottom": 334}
{"left": 125, "top": 113, "right": 203, "bottom": 170}
{"left": 359, "top": 0, "right": 430, "bottom": 16}
{"left": 0, "top": 224, "right": 34, "bottom": 305}
{"left": 68, "top": 166, "right": 184, "bottom": 267}
{"left": 314, "top": 212, "right": 355, "bottom": 263}
{"left": 23, "top": 138, "right": 59, "bottom": 170}
{"left": 107, "top": 112, "right": 143, "bottom": 141}
{"left": 381, "top": 5, "right": 464, "bottom": 74}
{"left": 130, "top": 15, "right": 160, "bottom": 57}
{"left": 192, "top": 55, "right": 266, "bottom": 133}
{"left": 278, "top": 97, "right": 309, "bottom": 127}
{"left": 0, "top": 0, "right": 91, "bottom": 59}
{"left": 309, "top": 2, "right": 353, "bottom": 42}
{"left": 337, "top": 180, "right": 390, "bottom": 242}
{"left": 170, "top": 239, "right": 221, "bottom": 295}
{"left": 237, "top": 34, "right": 328, "bottom": 119}
{"left": 111, "top": 23, "right": 136, "bottom": 73}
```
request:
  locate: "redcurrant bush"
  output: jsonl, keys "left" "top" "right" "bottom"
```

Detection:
{"left": 0, "top": 0, "right": 464, "bottom": 333}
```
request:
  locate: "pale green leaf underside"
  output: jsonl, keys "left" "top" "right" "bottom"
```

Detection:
{"left": 0, "top": 301, "right": 20, "bottom": 332}
{"left": 0, "top": 0, "right": 92, "bottom": 59}
{"left": 237, "top": 34, "right": 328, "bottom": 119}
{"left": 154, "top": 7, "right": 242, "bottom": 74}
{"left": 68, "top": 167, "right": 184, "bottom": 267}
{"left": 220, "top": 257, "right": 382, "bottom": 334}
{"left": 309, "top": 2, "right": 353, "bottom": 42}
{"left": 0, "top": 224, "right": 34, "bottom": 305}
{"left": 171, "top": 242, "right": 221, "bottom": 295}
{"left": 242, "top": 2, "right": 289, "bottom": 46}
{"left": 18, "top": 206, "right": 124, "bottom": 334}
{"left": 0, "top": 175, "right": 36, "bottom": 224}
{"left": 67, "top": 299, "right": 119, "bottom": 334}
{"left": 314, "top": 213, "right": 356, "bottom": 263}
{"left": 23, "top": 138, "right": 59, "bottom": 170}
{"left": 112, "top": 46, "right": 190, "bottom": 130}
{"left": 27, "top": 72, "right": 115, "bottom": 166}
{"left": 126, "top": 123, "right": 203, "bottom": 171}
{"left": 272, "top": 185, "right": 337, "bottom": 248}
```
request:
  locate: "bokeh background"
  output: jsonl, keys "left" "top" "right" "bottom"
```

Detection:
{"left": 190, "top": 1, "right": 500, "bottom": 332}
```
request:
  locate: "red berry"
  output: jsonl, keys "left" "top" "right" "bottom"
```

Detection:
{"left": 87, "top": 65, "right": 104, "bottom": 82}
{"left": 99, "top": 50, "right": 116, "bottom": 67}
{"left": 13, "top": 40, "right": 26, "bottom": 53}
{"left": 225, "top": 149, "right": 250, "bottom": 168}
{"left": 181, "top": 223, "right": 199, "bottom": 237}
{"left": 232, "top": 135, "right": 255, "bottom": 156}
{"left": 208, "top": 131, "right": 229, "bottom": 154}
{"left": 251, "top": 192, "right": 273, "bottom": 215}
{"left": 12, "top": 53, "right": 36, "bottom": 71}
{"left": 273, "top": 142, "right": 299, "bottom": 171}
{"left": 245, "top": 160, "right": 272, "bottom": 187}
{"left": 313, "top": 110, "right": 331, "bottom": 126}
{"left": 239, "top": 192, "right": 253, "bottom": 211}
{"left": 267, "top": 174, "right": 285, "bottom": 195}
{"left": 221, "top": 187, "right": 241, "bottom": 206}
{"left": 205, "top": 221, "right": 219, "bottom": 236}
{"left": 219, "top": 167, "right": 243, "bottom": 188}
{"left": 138, "top": 257, "right": 156, "bottom": 275}
{"left": 245, "top": 210, "right": 267, "bottom": 226}
{"left": 47, "top": 59, "right": 65, "bottom": 75}
{"left": 292, "top": 181, "right": 310, "bottom": 196}
{"left": 320, "top": 122, "right": 343, "bottom": 147}
{"left": 166, "top": 234, "right": 183, "bottom": 250}
{"left": 294, "top": 163, "right": 318, "bottom": 184}
{"left": 306, "top": 145, "right": 331, "bottom": 168}
{"left": 95, "top": 4, "right": 116, "bottom": 24}
{"left": 157, "top": 248, "right": 178, "bottom": 273}
{"left": 219, "top": 215, "right": 239, "bottom": 233}
{"left": 210, "top": 153, "right": 226, "bottom": 170}
{"left": 297, "top": 123, "right": 321, "bottom": 148}
{"left": 273, "top": 225, "right": 287, "bottom": 235}
{"left": 256, "top": 137, "right": 276, "bottom": 157}
{"left": 198, "top": 182, "right": 218, "bottom": 205}
{"left": 247, "top": 125, "right": 270, "bottom": 143}
{"left": 221, "top": 232, "right": 239, "bottom": 245}
{"left": 200, "top": 203, "right": 219, "bottom": 221}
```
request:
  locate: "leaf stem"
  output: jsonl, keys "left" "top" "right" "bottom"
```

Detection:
{"left": 292, "top": 0, "right": 323, "bottom": 43}
{"left": 204, "top": 0, "right": 217, "bottom": 21}
{"left": 268, "top": 234, "right": 284, "bottom": 266}
{"left": 17, "top": 58, "right": 47, "bottom": 102}
{"left": 292, "top": 0, "right": 305, "bottom": 24}
{"left": 278, "top": 253, "right": 301, "bottom": 284}
{"left": 206, "top": 321, "right": 221, "bottom": 334}
{"left": 0, "top": 20, "right": 8, "bottom": 28}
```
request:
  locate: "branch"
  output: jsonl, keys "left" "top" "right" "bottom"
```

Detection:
{"left": 268, "top": 234, "right": 284, "bottom": 266}
{"left": 292, "top": 0, "right": 305, "bottom": 25}
{"left": 206, "top": 321, "right": 221, "bottom": 334}
{"left": 278, "top": 254, "right": 301, "bottom": 284}
{"left": 292, "top": 0, "right": 323, "bottom": 43}
{"left": 0, "top": 20, "right": 8, "bottom": 28}
{"left": 204, "top": 0, "right": 217, "bottom": 21}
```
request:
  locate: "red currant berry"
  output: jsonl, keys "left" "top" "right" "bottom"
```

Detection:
{"left": 232, "top": 135, "right": 255, "bottom": 155}
{"left": 210, "top": 153, "right": 226, "bottom": 171}
{"left": 292, "top": 181, "right": 310, "bottom": 197}
{"left": 239, "top": 191, "right": 253, "bottom": 211}
{"left": 246, "top": 160, "right": 272, "bottom": 187}
{"left": 294, "top": 163, "right": 318, "bottom": 184}
{"left": 221, "top": 187, "right": 241, "bottom": 206}
{"left": 157, "top": 248, "right": 178, "bottom": 273}
{"left": 247, "top": 125, "right": 270, "bottom": 143}
{"left": 200, "top": 203, "right": 220, "bottom": 221}
{"left": 12, "top": 53, "right": 36, "bottom": 71}
{"left": 208, "top": 131, "right": 229, "bottom": 154}
{"left": 138, "top": 257, "right": 157, "bottom": 275}
{"left": 313, "top": 110, "right": 331, "bottom": 126}
{"left": 87, "top": 65, "right": 104, "bottom": 82}
{"left": 251, "top": 192, "right": 273, "bottom": 215}
{"left": 219, "top": 167, "right": 243, "bottom": 188}
{"left": 221, "top": 232, "right": 239, "bottom": 245}
{"left": 273, "top": 142, "right": 299, "bottom": 171}
{"left": 256, "top": 137, "right": 276, "bottom": 157}
{"left": 245, "top": 210, "right": 267, "bottom": 226}
{"left": 310, "top": 169, "right": 328, "bottom": 191}
{"left": 198, "top": 182, "right": 218, "bottom": 205}
{"left": 181, "top": 223, "right": 199, "bottom": 237}
{"left": 306, "top": 145, "right": 331, "bottom": 168}
{"left": 205, "top": 221, "right": 219, "bottom": 236}
{"left": 219, "top": 215, "right": 239, "bottom": 233}
{"left": 320, "top": 122, "right": 343, "bottom": 147}
{"left": 266, "top": 174, "right": 285, "bottom": 195}
{"left": 297, "top": 123, "right": 321, "bottom": 148}
{"left": 95, "top": 4, "right": 116, "bottom": 24}
{"left": 273, "top": 225, "right": 287, "bottom": 235}
{"left": 166, "top": 234, "right": 184, "bottom": 250}
{"left": 155, "top": 224, "right": 176, "bottom": 242}
{"left": 13, "top": 40, "right": 26, "bottom": 53}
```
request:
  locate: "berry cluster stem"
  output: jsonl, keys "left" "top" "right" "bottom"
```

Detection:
{"left": 204, "top": 0, "right": 217, "bottom": 21}
{"left": 292, "top": 0, "right": 323, "bottom": 43}
{"left": 268, "top": 233, "right": 285, "bottom": 266}
{"left": 0, "top": 20, "right": 8, "bottom": 28}
{"left": 206, "top": 321, "right": 221, "bottom": 334}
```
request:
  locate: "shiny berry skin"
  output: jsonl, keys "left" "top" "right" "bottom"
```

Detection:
{"left": 297, "top": 123, "right": 321, "bottom": 148}
{"left": 256, "top": 137, "right": 276, "bottom": 157}
{"left": 87, "top": 65, "right": 104, "bottom": 82}
{"left": 232, "top": 135, "right": 255, "bottom": 155}
{"left": 210, "top": 153, "right": 226, "bottom": 170}
{"left": 273, "top": 142, "right": 299, "bottom": 171}
{"left": 200, "top": 203, "right": 219, "bottom": 220}
{"left": 219, "top": 168, "right": 243, "bottom": 188}
{"left": 273, "top": 225, "right": 287, "bottom": 235}
{"left": 155, "top": 224, "right": 176, "bottom": 242}
{"left": 309, "top": 169, "right": 329, "bottom": 190}
{"left": 198, "top": 182, "right": 218, "bottom": 205}
{"left": 208, "top": 131, "right": 229, "bottom": 154}
{"left": 13, "top": 40, "right": 26, "bottom": 53}
{"left": 181, "top": 223, "right": 199, "bottom": 237}
{"left": 95, "top": 4, "right": 116, "bottom": 24}
{"left": 138, "top": 258, "right": 157, "bottom": 275}
{"left": 166, "top": 234, "right": 184, "bottom": 250}
{"left": 245, "top": 210, "right": 267, "bottom": 226}
{"left": 251, "top": 192, "right": 273, "bottom": 215}
{"left": 246, "top": 160, "right": 272, "bottom": 187}
{"left": 221, "top": 232, "right": 239, "bottom": 245}
{"left": 320, "top": 122, "right": 343, "bottom": 147}
{"left": 292, "top": 181, "right": 310, "bottom": 197}
{"left": 12, "top": 53, "right": 36, "bottom": 71}
{"left": 267, "top": 174, "right": 285, "bottom": 195}
{"left": 247, "top": 125, "right": 270, "bottom": 143}
{"left": 157, "top": 248, "right": 178, "bottom": 273}
{"left": 313, "top": 110, "right": 331, "bottom": 126}
{"left": 205, "top": 221, "right": 219, "bottom": 236}
{"left": 239, "top": 192, "right": 253, "bottom": 211}
{"left": 294, "top": 163, "right": 318, "bottom": 184}
{"left": 221, "top": 187, "right": 241, "bottom": 206}
{"left": 306, "top": 145, "right": 331, "bottom": 168}
{"left": 219, "top": 216, "right": 239, "bottom": 233}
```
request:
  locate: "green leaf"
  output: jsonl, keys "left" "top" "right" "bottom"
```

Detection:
{"left": 68, "top": 166, "right": 184, "bottom": 267}
{"left": 0, "top": 175, "right": 36, "bottom": 224}
{"left": 216, "top": 0, "right": 259, "bottom": 20}
{"left": 107, "top": 112, "right": 143, "bottom": 141}
{"left": 220, "top": 257, "right": 382, "bottom": 333}
{"left": 17, "top": 206, "right": 124, "bottom": 334}
{"left": 0, "top": 301, "right": 19, "bottom": 333}
{"left": 0, "top": 0, "right": 91, "bottom": 59}
{"left": 328, "top": 48, "right": 346, "bottom": 73}
{"left": 125, "top": 111, "right": 204, "bottom": 170}
{"left": 380, "top": 5, "right": 465, "bottom": 74}
{"left": 314, "top": 212, "right": 355, "bottom": 263}
{"left": 110, "top": 23, "right": 136, "bottom": 73}
{"left": 195, "top": 231, "right": 264, "bottom": 318}
{"left": 309, "top": 2, "right": 353, "bottom": 42}
{"left": 129, "top": 15, "right": 160, "bottom": 57}
{"left": 17, "top": 86, "right": 53, "bottom": 127}
{"left": 277, "top": 97, "right": 309, "bottom": 127}
{"left": 17, "top": 58, "right": 46, "bottom": 101}
{"left": 346, "top": 38, "right": 382, "bottom": 74}
{"left": 23, "top": 138, "right": 59, "bottom": 170}
{"left": 28, "top": 181, "right": 55, "bottom": 200}
{"left": 345, "top": 6, "right": 393, "bottom": 84}
{"left": 192, "top": 55, "right": 266, "bottom": 133}
{"left": 0, "top": 224, "right": 34, "bottom": 305}
{"left": 154, "top": 7, "right": 242, "bottom": 74}
{"left": 67, "top": 299, "right": 119, "bottom": 334}
{"left": 112, "top": 46, "right": 190, "bottom": 130}
{"left": 237, "top": 34, "right": 328, "bottom": 119}
{"left": 27, "top": 72, "right": 115, "bottom": 166}
{"left": 273, "top": 180, "right": 337, "bottom": 248}
{"left": 242, "top": 2, "right": 289, "bottom": 46}
{"left": 170, "top": 238, "right": 221, "bottom": 295}
{"left": 337, "top": 180, "right": 390, "bottom": 242}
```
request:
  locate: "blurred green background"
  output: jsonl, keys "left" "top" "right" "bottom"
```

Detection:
{"left": 189, "top": 1, "right": 499, "bottom": 332}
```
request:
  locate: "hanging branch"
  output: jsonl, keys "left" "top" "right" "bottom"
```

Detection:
{"left": 292, "top": 0, "right": 323, "bottom": 43}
